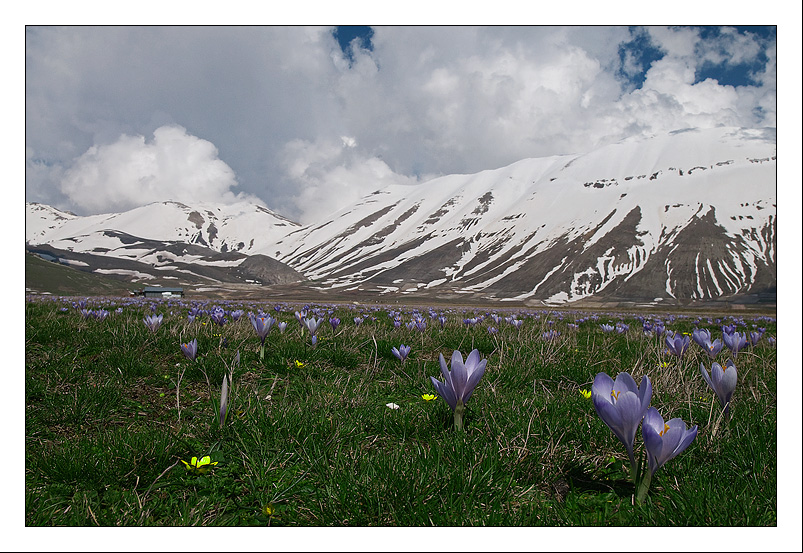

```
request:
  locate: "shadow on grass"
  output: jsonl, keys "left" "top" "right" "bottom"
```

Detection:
{"left": 552, "top": 459, "right": 633, "bottom": 501}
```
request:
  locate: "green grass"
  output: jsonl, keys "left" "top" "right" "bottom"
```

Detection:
{"left": 25, "top": 252, "right": 136, "bottom": 297}
{"left": 25, "top": 296, "right": 777, "bottom": 527}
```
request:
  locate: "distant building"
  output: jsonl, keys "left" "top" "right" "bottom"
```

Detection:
{"left": 135, "top": 286, "right": 185, "bottom": 298}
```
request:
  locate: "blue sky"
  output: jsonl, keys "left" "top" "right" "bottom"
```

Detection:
{"left": 25, "top": 25, "right": 779, "bottom": 224}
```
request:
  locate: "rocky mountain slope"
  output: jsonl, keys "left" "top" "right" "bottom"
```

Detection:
{"left": 26, "top": 126, "right": 776, "bottom": 304}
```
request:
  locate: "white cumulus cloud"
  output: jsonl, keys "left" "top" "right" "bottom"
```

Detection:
{"left": 59, "top": 125, "right": 256, "bottom": 214}
{"left": 278, "top": 137, "right": 417, "bottom": 224}
{"left": 24, "top": 25, "right": 778, "bottom": 222}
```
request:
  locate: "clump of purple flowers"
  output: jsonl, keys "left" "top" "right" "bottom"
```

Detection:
{"left": 592, "top": 371, "right": 696, "bottom": 504}
{"left": 143, "top": 313, "right": 163, "bottom": 333}
{"left": 664, "top": 331, "right": 690, "bottom": 358}
{"left": 391, "top": 344, "right": 411, "bottom": 364}
{"left": 209, "top": 306, "right": 226, "bottom": 326}
{"left": 691, "top": 328, "right": 723, "bottom": 359}
{"left": 722, "top": 330, "right": 748, "bottom": 358}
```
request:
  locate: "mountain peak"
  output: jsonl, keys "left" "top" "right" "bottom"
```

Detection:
{"left": 26, "top": 127, "right": 776, "bottom": 304}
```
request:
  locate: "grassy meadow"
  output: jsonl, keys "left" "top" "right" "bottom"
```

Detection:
{"left": 25, "top": 294, "right": 778, "bottom": 528}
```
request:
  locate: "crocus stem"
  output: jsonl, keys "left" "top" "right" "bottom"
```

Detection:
{"left": 259, "top": 343, "right": 265, "bottom": 361}
{"left": 454, "top": 401, "right": 465, "bottom": 431}
{"left": 629, "top": 450, "right": 639, "bottom": 485}
{"left": 635, "top": 468, "right": 653, "bottom": 505}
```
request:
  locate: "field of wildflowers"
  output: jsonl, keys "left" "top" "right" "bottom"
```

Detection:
{"left": 25, "top": 294, "right": 778, "bottom": 528}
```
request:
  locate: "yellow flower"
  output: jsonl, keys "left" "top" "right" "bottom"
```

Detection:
{"left": 579, "top": 389, "right": 592, "bottom": 400}
{"left": 294, "top": 360, "right": 305, "bottom": 368}
{"left": 422, "top": 393, "right": 438, "bottom": 401}
{"left": 262, "top": 503, "right": 276, "bottom": 516}
{"left": 181, "top": 455, "right": 218, "bottom": 475}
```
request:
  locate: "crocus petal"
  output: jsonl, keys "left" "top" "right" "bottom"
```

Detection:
{"left": 594, "top": 395, "right": 625, "bottom": 437}
{"left": 638, "top": 375, "right": 652, "bottom": 413}
{"left": 463, "top": 359, "right": 486, "bottom": 404}
{"left": 591, "top": 372, "right": 615, "bottom": 404}
{"left": 643, "top": 408, "right": 697, "bottom": 475}
{"left": 431, "top": 376, "right": 456, "bottom": 411}
{"left": 439, "top": 354, "right": 451, "bottom": 382}
{"left": 700, "top": 363, "right": 715, "bottom": 390}
{"left": 642, "top": 410, "right": 665, "bottom": 474}
{"left": 450, "top": 350, "right": 468, "bottom": 402}
{"left": 613, "top": 372, "right": 639, "bottom": 396}
{"left": 675, "top": 425, "right": 698, "bottom": 458}
{"left": 464, "top": 349, "right": 482, "bottom": 376}
{"left": 659, "top": 418, "right": 687, "bottom": 459}
{"left": 719, "top": 360, "right": 738, "bottom": 405}
{"left": 219, "top": 375, "right": 228, "bottom": 427}
{"left": 711, "top": 362, "right": 724, "bottom": 395}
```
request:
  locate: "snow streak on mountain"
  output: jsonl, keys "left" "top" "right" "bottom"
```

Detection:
{"left": 27, "top": 127, "right": 776, "bottom": 304}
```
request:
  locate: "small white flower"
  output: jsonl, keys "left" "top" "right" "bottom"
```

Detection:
{"left": 385, "top": 402, "right": 400, "bottom": 410}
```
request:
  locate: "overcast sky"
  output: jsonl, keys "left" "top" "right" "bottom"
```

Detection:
{"left": 26, "top": 24, "right": 777, "bottom": 224}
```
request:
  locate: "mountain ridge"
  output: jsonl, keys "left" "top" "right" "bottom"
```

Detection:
{"left": 26, "top": 126, "right": 776, "bottom": 304}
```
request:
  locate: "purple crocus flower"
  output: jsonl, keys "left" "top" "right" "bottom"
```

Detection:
{"left": 592, "top": 372, "right": 652, "bottom": 471}
{"left": 391, "top": 344, "right": 411, "bottom": 363}
{"left": 94, "top": 309, "right": 110, "bottom": 321}
{"left": 277, "top": 321, "right": 287, "bottom": 333}
{"left": 304, "top": 317, "right": 322, "bottom": 335}
{"left": 641, "top": 407, "right": 698, "bottom": 476}
{"left": 181, "top": 338, "right": 198, "bottom": 361}
{"left": 209, "top": 307, "right": 226, "bottom": 326}
{"left": 691, "top": 328, "right": 712, "bottom": 348}
{"left": 722, "top": 331, "right": 748, "bottom": 357}
{"left": 664, "top": 331, "right": 690, "bottom": 358}
{"left": 692, "top": 328, "right": 723, "bottom": 359}
{"left": 329, "top": 317, "right": 341, "bottom": 332}
{"left": 700, "top": 359, "right": 738, "bottom": 418}
{"left": 354, "top": 317, "right": 363, "bottom": 327}
{"left": 430, "top": 349, "right": 487, "bottom": 431}
{"left": 702, "top": 337, "right": 723, "bottom": 359}
{"left": 143, "top": 313, "right": 163, "bottom": 332}
{"left": 249, "top": 313, "right": 276, "bottom": 349}
{"left": 600, "top": 324, "right": 615, "bottom": 333}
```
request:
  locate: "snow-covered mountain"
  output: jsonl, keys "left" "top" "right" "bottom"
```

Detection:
{"left": 27, "top": 200, "right": 299, "bottom": 254}
{"left": 27, "top": 126, "right": 776, "bottom": 304}
{"left": 26, "top": 201, "right": 304, "bottom": 288}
